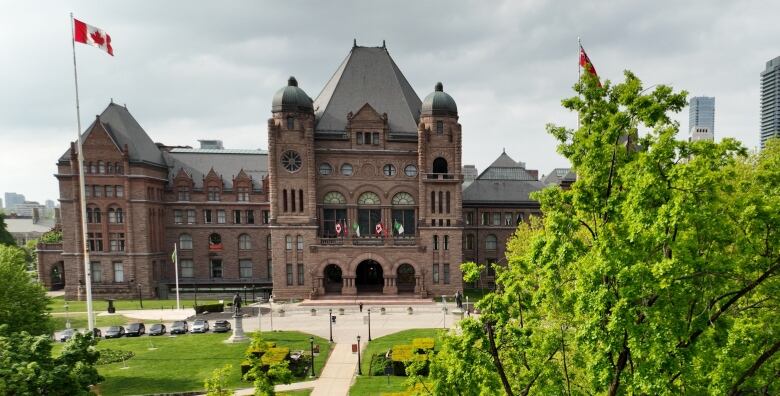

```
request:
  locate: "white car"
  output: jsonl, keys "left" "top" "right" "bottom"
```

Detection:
{"left": 191, "top": 319, "right": 209, "bottom": 333}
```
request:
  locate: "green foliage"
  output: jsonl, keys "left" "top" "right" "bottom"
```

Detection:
{"left": 392, "top": 344, "right": 414, "bottom": 362}
{"left": 0, "top": 244, "right": 52, "bottom": 336}
{"left": 0, "top": 213, "right": 15, "bottom": 246}
{"left": 0, "top": 330, "right": 102, "bottom": 395}
{"left": 96, "top": 349, "right": 134, "bottom": 365}
{"left": 242, "top": 333, "right": 293, "bottom": 396}
{"left": 40, "top": 229, "right": 63, "bottom": 243}
{"left": 459, "top": 261, "right": 484, "bottom": 283}
{"left": 204, "top": 364, "right": 234, "bottom": 396}
{"left": 261, "top": 347, "right": 290, "bottom": 365}
{"left": 412, "top": 338, "right": 435, "bottom": 351}
{"left": 429, "top": 73, "right": 780, "bottom": 395}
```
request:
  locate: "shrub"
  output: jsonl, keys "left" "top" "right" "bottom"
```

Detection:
{"left": 195, "top": 303, "right": 225, "bottom": 314}
{"left": 261, "top": 347, "right": 290, "bottom": 365}
{"left": 97, "top": 349, "right": 134, "bottom": 365}
{"left": 391, "top": 344, "right": 414, "bottom": 362}
{"left": 412, "top": 338, "right": 434, "bottom": 351}
{"left": 370, "top": 352, "right": 391, "bottom": 376}
{"left": 204, "top": 364, "right": 233, "bottom": 396}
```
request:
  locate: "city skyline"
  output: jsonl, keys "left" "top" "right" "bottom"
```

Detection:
{"left": 2, "top": 1, "right": 779, "bottom": 202}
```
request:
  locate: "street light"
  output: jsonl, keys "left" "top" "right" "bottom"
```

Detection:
{"left": 309, "top": 336, "right": 316, "bottom": 377}
{"left": 65, "top": 301, "right": 71, "bottom": 329}
{"left": 367, "top": 308, "right": 372, "bottom": 341}
{"left": 357, "top": 335, "right": 362, "bottom": 375}
{"left": 328, "top": 308, "right": 333, "bottom": 342}
{"left": 243, "top": 285, "right": 247, "bottom": 303}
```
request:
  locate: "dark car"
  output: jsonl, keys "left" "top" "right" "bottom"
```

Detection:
{"left": 148, "top": 323, "right": 166, "bottom": 336}
{"left": 126, "top": 323, "right": 145, "bottom": 337}
{"left": 191, "top": 319, "right": 209, "bottom": 333}
{"left": 58, "top": 329, "right": 76, "bottom": 342}
{"left": 213, "top": 320, "right": 231, "bottom": 333}
{"left": 104, "top": 326, "right": 125, "bottom": 339}
{"left": 170, "top": 320, "right": 188, "bottom": 334}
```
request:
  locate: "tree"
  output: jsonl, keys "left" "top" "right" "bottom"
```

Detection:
{"left": 204, "top": 364, "right": 234, "bottom": 396}
{"left": 0, "top": 330, "right": 102, "bottom": 395}
{"left": 0, "top": 213, "right": 15, "bottom": 246}
{"left": 243, "top": 333, "right": 293, "bottom": 396}
{"left": 0, "top": 244, "right": 52, "bottom": 336}
{"left": 429, "top": 72, "right": 780, "bottom": 395}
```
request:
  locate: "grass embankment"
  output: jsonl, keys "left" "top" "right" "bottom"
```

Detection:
{"left": 350, "top": 328, "right": 444, "bottom": 396}
{"left": 52, "top": 331, "right": 330, "bottom": 396}
{"left": 51, "top": 314, "right": 131, "bottom": 330}
{"left": 49, "top": 296, "right": 221, "bottom": 313}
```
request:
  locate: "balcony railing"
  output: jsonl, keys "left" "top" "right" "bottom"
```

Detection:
{"left": 317, "top": 236, "right": 417, "bottom": 247}
{"left": 423, "top": 173, "right": 460, "bottom": 181}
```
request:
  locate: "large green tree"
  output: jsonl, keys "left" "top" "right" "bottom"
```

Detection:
{"left": 0, "top": 244, "right": 52, "bottom": 336}
{"left": 428, "top": 72, "right": 780, "bottom": 395}
{"left": 0, "top": 213, "right": 15, "bottom": 246}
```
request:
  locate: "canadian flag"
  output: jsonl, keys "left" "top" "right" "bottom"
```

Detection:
{"left": 74, "top": 18, "right": 113, "bottom": 56}
{"left": 375, "top": 222, "right": 384, "bottom": 236}
{"left": 335, "top": 222, "right": 342, "bottom": 236}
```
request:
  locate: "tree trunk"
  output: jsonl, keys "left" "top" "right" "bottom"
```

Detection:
{"left": 485, "top": 321, "right": 515, "bottom": 396}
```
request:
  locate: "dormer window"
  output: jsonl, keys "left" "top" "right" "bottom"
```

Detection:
{"left": 237, "top": 186, "right": 250, "bottom": 202}
{"left": 287, "top": 116, "right": 294, "bottom": 129}
{"left": 356, "top": 132, "right": 364, "bottom": 144}
{"left": 178, "top": 187, "right": 190, "bottom": 201}
{"left": 207, "top": 186, "right": 220, "bottom": 201}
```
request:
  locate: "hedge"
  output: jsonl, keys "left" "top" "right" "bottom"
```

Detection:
{"left": 412, "top": 338, "right": 434, "bottom": 351}
{"left": 194, "top": 303, "right": 224, "bottom": 314}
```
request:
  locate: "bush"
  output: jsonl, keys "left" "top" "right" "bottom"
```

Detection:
{"left": 195, "top": 303, "right": 225, "bottom": 314}
{"left": 412, "top": 338, "right": 434, "bottom": 351}
{"left": 369, "top": 352, "right": 391, "bottom": 376}
{"left": 97, "top": 349, "right": 134, "bottom": 365}
{"left": 391, "top": 345, "right": 413, "bottom": 362}
{"left": 261, "top": 347, "right": 290, "bottom": 365}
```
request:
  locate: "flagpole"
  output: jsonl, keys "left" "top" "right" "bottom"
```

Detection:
{"left": 173, "top": 243, "right": 180, "bottom": 310}
{"left": 71, "top": 12, "right": 95, "bottom": 332}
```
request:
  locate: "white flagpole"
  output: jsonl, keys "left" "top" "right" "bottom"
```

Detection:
{"left": 71, "top": 12, "right": 95, "bottom": 331}
{"left": 174, "top": 243, "right": 180, "bottom": 310}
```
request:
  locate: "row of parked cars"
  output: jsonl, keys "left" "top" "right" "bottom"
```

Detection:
{"left": 58, "top": 319, "right": 232, "bottom": 342}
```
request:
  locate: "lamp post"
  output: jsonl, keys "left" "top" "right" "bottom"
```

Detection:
{"left": 309, "top": 336, "right": 316, "bottom": 377}
{"left": 138, "top": 283, "right": 144, "bottom": 309}
{"left": 357, "top": 335, "right": 362, "bottom": 375}
{"left": 257, "top": 296, "right": 262, "bottom": 333}
{"left": 367, "top": 308, "right": 372, "bottom": 341}
{"left": 328, "top": 308, "right": 333, "bottom": 342}
{"left": 243, "top": 285, "right": 247, "bottom": 303}
{"left": 65, "top": 301, "right": 71, "bottom": 329}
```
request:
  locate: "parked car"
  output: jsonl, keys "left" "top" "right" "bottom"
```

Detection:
{"left": 191, "top": 319, "right": 209, "bottom": 333}
{"left": 170, "top": 321, "right": 188, "bottom": 334}
{"left": 104, "top": 326, "right": 125, "bottom": 339}
{"left": 148, "top": 323, "right": 166, "bottom": 336}
{"left": 213, "top": 320, "right": 231, "bottom": 333}
{"left": 59, "top": 329, "right": 76, "bottom": 342}
{"left": 126, "top": 323, "right": 145, "bottom": 337}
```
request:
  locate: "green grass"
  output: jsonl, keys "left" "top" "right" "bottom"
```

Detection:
{"left": 52, "top": 331, "right": 331, "bottom": 396}
{"left": 49, "top": 296, "right": 222, "bottom": 313}
{"left": 350, "top": 329, "right": 444, "bottom": 396}
{"left": 279, "top": 390, "right": 312, "bottom": 396}
{"left": 51, "top": 314, "right": 131, "bottom": 330}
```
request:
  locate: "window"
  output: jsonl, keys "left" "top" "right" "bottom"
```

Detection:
{"left": 356, "top": 132, "right": 364, "bottom": 145}
{"left": 372, "top": 132, "right": 380, "bottom": 144}
{"left": 443, "top": 264, "right": 450, "bottom": 284}
{"left": 481, "top": 212, "right": 489, "bottom": 225}
{"left": 358, "top": 192, "right": 381, "bottom": 236}
{"left": 89, "top": 162, "right": 97, "bottom": 174}
{"left": 505, "top": 213, "right": 513, "bottom": 226}
{"left": 88, "top": 233, "right": 103, "bottom": 251}
{"left": 516, "top": 213, "right": 524, "bottom": 225}
{"left": 465, "top": 212, "right": 473, "bottom": 225}
{"left": 178, "top": 187, "right": 190, "bottom": 201}
{"left": 116, "top": 185, "right": 124, "bottom": 197}
{"left": 487, "top": 261, "right": 496, "bottom": 276}
{"left": 187, "top": 209, "right": 196, "bottom": 224}
{"left": 108, "top": 208, "right": 122, "bottom": 223}
{"left": 106, "top": 185, "right": 115, "bottom": 197}
{"left": 446, "top": 191, "right": 451, "bottom": 213}
{"left": 404, "top": 164, "right": 417, "bottom": 177}
{"left": 94, "top": 185, "right": 103, "bottom": 198}
{"left": 180, "top": 260, "right": 194, "bottom": 278}
{"left": 234, "top": 210, "right": 241, "bottom": 224}
{"left": 246, "top": 210, "right": 255, "bottom": 224}
{"left": 281, "top": 150, "right": 302, "bottom": 172}
{"left": 286, "top": 264, "right": 293, "bottom": 286}
{"left": 431, "top": 191, "right": 436, "bottom": 213}
{"left": 91, "top": 261, "right": 102, "bottom": 283}
{"left": 239, "top": 234, "right": 252, "bottom": 250}
{"left": 391, "top": 192, "right": 415, "bottom": 236}
{"left": 341, "top": 163, "right": 353, "bottom": 176}
{"left": 297, "top": 235, "right": 303, "bottom": 251}
{"left": 174, "top": 209, "right": 183, "bottom": 224}
{"left": 439, "top": 191, "right": 443, "bottom": 213}
{"left": 204, "top": 209, "right": 212, "bottom": 223}
{"left": 383, "top": 164, "right": 396, "bottom": 176}
{"left": 299, "top": 189, "right": 304, "bottom": 212}
{"left": 211, "top": 259, "right": 223, "bottom": 278}
{"left": 444, "top": 235, "right": 449, "bottom": 250}
{"left": 436, "top": 121, "right": 443, "bottom": 134}
{"left": 85, "top": 185, "right": 91, "bottom": 198}
{"left": 432, "top": 157, "right": 448, "bottom": 174}
{"left": 433, "top": 264, "right": 439, "bottom": 284}
{"left": 207, "top": 187, "right": 220, "bottom": 201}
{"left": 492, "top": 213, "right": 501, "bottom": 226}
{"left": 485, "top": 234, "right": 498, "bottom": 250}
{"left": 240, "top": 260, "right": 252, "bottom": 279}
{"left": 217, "top": 210, "right": 226, "bottom": 224}
{"left": 262, "top": 210, "right": 269, "bottom": 224}
{"left": 209, "top": 233, "right": 223, "bottom": 251}
{"left": 267, "top": 259, "right": 272, "bottom": 279}
{"left": 285, "top": 235, "right": 292, "bottom": 250}
{"left": 237, "top": 187, "right": 250, "bottom": 202}
{"left": 283, "top": 189, "right": 288, "bottom": 212}
{"left": 319, "top": 163, "right": 332, "bottom": 175}
{"left": 466, "top": 234, "right": 475, "bottom": 250}
{"left": 297, "top": 263, "right": 305, "bottom": 285}
{"left": 179, "top": 234, "right": 193, "bottom": 250}
{"left": 109, "top": 233, "right": 125, "bottom": 252}
{"left": 87, "top": 207, "right": 94, "bottom": 223}
{"left": 266, "top": 235, "right": 272, "bottom": 249}
{"left": 287, "top": 116, "right": 294, "bottom": 129}
{"left": 113, "top": 262, "right": 124, "bottom": 282}
{"left": 324, "top": 191, "right": 347, "bottom": 204}
{"left": 116, "top": 163, "right": 123, "bottom": 174}
{"left": 433, "top": 235, "right": 439, "bottom": 250}
{"left": 98, "top": 161, "right": 105, "bottom": 174}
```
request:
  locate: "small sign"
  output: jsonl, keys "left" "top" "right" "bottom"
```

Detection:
{"left": 352, "top": 344, "right": 358, "bottom": 353}
{"left": 384, "top": 365, "right": 393, "bottom": 376}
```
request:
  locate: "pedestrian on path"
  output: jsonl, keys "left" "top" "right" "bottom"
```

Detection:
{"left": 359, "top": 302, "right": 363, "bottom": 312}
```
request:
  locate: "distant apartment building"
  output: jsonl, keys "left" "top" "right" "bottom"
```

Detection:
{"left": 4, "top": 192, "right": 25, "bottom": 212}
{"left": 14, "top": 201, "right": 46, "bottom": 217}
{"left": 689, "top": 127, "right": 714, "bottom": 143}
{"left": 689, "top": 96, "right": 715, "bottom": 139}
{"left": 761, "top": 56, "right": 780, "bottom": 148}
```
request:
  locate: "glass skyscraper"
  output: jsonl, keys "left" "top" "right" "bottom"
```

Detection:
{"left": 688, "top": 96, "right": 715, "bottom": 139}
{"left": 761, "top": 56, "right": 780, "bottom": 148}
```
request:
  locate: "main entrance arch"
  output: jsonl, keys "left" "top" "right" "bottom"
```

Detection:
{"left": 323, "top": 264, "right": 343, "bottom": 294}
{"left": 396, "top": 263, "right": 415, "bottom": 293}
{"left": 355, "top": 260, "right": 383, "bottom": 293}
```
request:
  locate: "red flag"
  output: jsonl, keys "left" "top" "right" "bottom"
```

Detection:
{"left": 579, "top": 44, "right": 600, "bottom": 86}
{"left": 375, "top": 222, "right": 383, "bottom": 236}
{"left": 342, "top": 220, "right": 348, "bottom": 237}
{"left": 74, "top": 18, "right": 113, "bottom": 56}
{"left": 335, "top": 222, "right": 342, "bottom": 236}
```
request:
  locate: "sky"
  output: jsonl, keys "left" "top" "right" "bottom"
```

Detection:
{"left": 1, "top": 0, "right": 778, "bottom": 204}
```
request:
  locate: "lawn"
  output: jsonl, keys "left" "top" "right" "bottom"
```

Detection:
{"left": 51, "top": 313, "right": 132, "bottom": 330}
{"left": 279, "top": 390, "right": 312, "bottom": 396}
{"left": 49, "top": 296, "right": 221, "bottom": 313}
{"left": 52, "top": 331, "right": 331, "bottom": 396}
{"left": 350, "top": 328, "right": 444, "bottom": 396}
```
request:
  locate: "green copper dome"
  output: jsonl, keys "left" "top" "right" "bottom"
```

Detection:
{"left": 272, "top": 76, "right": 313, "bottom": 113}
{"left": 421, "top": 82, "right": 457, "bottom": 117}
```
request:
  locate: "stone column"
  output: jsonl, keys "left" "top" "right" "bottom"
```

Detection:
{"left": 225, "top": 313, "right": 249, "bottom": 343}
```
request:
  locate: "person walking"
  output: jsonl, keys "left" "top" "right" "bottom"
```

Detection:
{"left": 359, "top": 302, "right": 363, "bottom": 312}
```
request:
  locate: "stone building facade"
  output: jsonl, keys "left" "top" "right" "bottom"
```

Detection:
{"left": 39, "top": 44, "right": 552, "bottom": 300}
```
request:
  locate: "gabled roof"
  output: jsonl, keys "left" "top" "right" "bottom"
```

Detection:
{"left": 163, "top": 148, "right": 268, "bottom": 190}
{"left": 313, "top": 45, "right": 422, "bottom": 135}
{"left": 59, "top": 103, "right": 165, "bottom": 166}
{"left": 477, "top": 151, "right": 536, "bottom": 181}
{"left": 463, "top": 151, "right": 545, "bottom": 204}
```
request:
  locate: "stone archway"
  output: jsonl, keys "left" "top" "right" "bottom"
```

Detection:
{"left": 323, "top": 264, "right": 343, "bottom": 294}
{"left": 355, "top": 260, "right": 383, "bottom": 293}
{"left": 396, "top": 263, "right": 415, "bottom": 293}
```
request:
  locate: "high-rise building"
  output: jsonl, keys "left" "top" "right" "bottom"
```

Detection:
{"left": 689, "top": 96, "right": 715, "bottom": 138}
{"left": 761, "top": 56, "right": 780, "bottom": 148}
{"left": 0, "top": 197, "right": 3, "bottom": 210}
{"left": 4, "top": 192, "right": 25, "bottom": 212}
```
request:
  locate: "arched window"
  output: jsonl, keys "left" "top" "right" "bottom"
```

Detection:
{"left": 358, "top": 192, "right": 381, "bottom": 205}
{"left": 287, "top": 116, "right": 294, "bottom": 129}
{"left": 115, "top": 208, "right": 123, "bottom": 223}
{"left": 391, "top": 192, "right": 415, "bottom": 205}
{"left": 238, "top": 234, "right": 252, "bottom": 250}
{"left": 323, "top": 191, "right": 346, "bottom": 204}
{"left": 322, "top": 192, "right": 347, "bottom": 237}
{"left": 107, "top": 208, "right": 116, "bottom": 223}
{"left": 98, "top": 161, "right": 105, "bottom": 174}
{"left": 179, "top": 233, "right": 193, "bottom": 250}
{"left": 357, "top": 192, "right": 381, "bottom": 237}
{"left": 485, "top": 234, "right": 498, "bottom": 250}
{"left": 391, "top": 192, "right": 415, "bottom": 236}
{"left": 93, "top": 207, "right": 102, "bottom": 223}
{"left": 86, "top": 207, "right": 94, "bottom": 223}
{"left": 433, "top": 157, "right": 448, "bottom": 174}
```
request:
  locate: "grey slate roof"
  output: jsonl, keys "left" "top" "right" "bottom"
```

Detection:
{"left": 164, "top": 148, "right": 268, "bottom": 190}
{"left": 313, "top": 46, "right": 422, "bottom": 135}
{"left": 542, "top": 168, "right": 577, "bottom": 186}
{"left": 463, "top": 152, "right": 545, "bottom": 204}
{"left": 59, "top": 103, "right": 165, "bottom": 166}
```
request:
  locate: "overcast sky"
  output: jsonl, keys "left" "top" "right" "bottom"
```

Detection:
{"left": 1, "top": 0, "right": 778, "bottom": 204}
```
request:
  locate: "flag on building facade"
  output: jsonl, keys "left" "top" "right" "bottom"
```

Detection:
{"left": 171, "top": 244, "right": 177, "bottom": 263}
{"left": 353, "top": 221, "right": 360, "bottom": 237}
{"left": 335, "top": 221, "right": 342, "bottom": 236}
{"left": 343, "top": 219, "right": 349, "bottom": 237}
{"left": 73, "top": 18, "right": 114, "bottom": 56}
{"left": 375, "top": 222, "right": 384, "bottom": 236}
{"left": 394, "top": 219, "right": 404, "bottom": 236}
